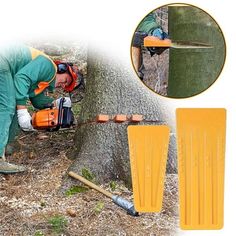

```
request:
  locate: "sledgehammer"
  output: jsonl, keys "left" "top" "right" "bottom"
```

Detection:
{"left": 68, "top": 171, "right": 139, "bottom": 216}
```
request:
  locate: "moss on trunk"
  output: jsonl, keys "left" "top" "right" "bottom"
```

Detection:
{"left": 167, "top": 6, "right": 226, "bottom": 98}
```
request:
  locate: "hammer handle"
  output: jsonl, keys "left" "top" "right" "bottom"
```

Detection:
{"left": 68, "top": 171, "right": 112, "bottom": 198}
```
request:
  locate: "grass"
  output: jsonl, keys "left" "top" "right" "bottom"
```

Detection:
{"left": 109, "top": 181, "right": 117, "bottom": 192}
{"left": 34, "top": 231, "right": 44, "bottom": 236}
{"left": 94, "top": 202, "right": 105, "bottom": 213}
{"left": 82, "top": 168, "right": 95, "bottom": 182}
{"left": 47, "top": 215, "right": 68, "bottom": 234}
{"left": 65, "top": 185, "right": 88, "bottom": 196}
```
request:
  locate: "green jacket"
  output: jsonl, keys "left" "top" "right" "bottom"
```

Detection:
{"left": 137, "top": 13, "right": 160, "bottom": 34}
{"left": 1, "top": 44, "right": 56, "bottom": 109}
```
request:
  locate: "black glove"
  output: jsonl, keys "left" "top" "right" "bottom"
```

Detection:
{"left": 151, "top": 27, "right": 168, "bottom": 40}
{"left": 148, "top": 47, "right": 168, "bottom": 56}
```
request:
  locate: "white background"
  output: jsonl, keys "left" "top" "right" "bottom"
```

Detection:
{"left": 1, "top": 0, "right": 235, "bottom": 235}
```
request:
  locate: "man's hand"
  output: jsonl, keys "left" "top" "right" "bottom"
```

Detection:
{"left": 148, "top": 27, "right": 169, "bottom": 56}
{"left": 55, "top": 97, "right": 72, "bottom": 108}
{"left": 152, "top": 27, "right": 168, "bottom": 40}
{"left": 17, "top": 109, "right": 34, "bottom": 131}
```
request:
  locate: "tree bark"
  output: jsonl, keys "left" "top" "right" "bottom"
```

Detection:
{"left": 167, "top": 5, "right": 226, "bottom": 98}
{"left": 68, "top": 49, "right": 177, "bottom": 186}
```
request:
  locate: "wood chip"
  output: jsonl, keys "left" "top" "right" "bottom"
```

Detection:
{"left": 66, "top": 208, "right": 77, "bottom": 217}
{"left": 37, "top": 134, "right": 49, "bottom": 140}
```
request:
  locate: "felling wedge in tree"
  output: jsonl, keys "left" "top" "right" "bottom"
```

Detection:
{"left": 143, "top": 36, "right": 212, "bottom": 49}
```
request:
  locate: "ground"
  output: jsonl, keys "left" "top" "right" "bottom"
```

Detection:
{"left": 0, "top": 129, "right": 179, "bottom": 236}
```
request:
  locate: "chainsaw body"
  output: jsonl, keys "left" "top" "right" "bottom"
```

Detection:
{"left": 32, "top": 98, "right": 74, "bottom": 131}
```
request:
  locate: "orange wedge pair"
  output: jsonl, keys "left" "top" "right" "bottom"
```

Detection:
{"left": 128, "top": 109, "right": 226, "bottom": 230}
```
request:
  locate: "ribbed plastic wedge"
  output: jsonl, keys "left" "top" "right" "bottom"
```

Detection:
{"left": 176, "top": 108, "right": 226, "bottom": 230}
{"left": 127, "top": 125, "right": 170, "bottom": 212}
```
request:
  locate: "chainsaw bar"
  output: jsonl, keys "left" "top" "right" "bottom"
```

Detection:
{"left": 143, "top": 36, "right": 212, "bottom": 49}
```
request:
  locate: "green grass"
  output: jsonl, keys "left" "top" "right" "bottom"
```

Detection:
{"left": 65, "top": 185, "right": 88, "bottom": 196}
{"left": 34, "top": 231, "right": 44, "bottom": 236}
{"left": 94, "top": 202, "right": 105, "bottom": 213}
{"left": 109, "top": 181, "right": 117, "bottom": 192}
{"left": 82, "top": 168, "right": 95, "bottom": 182}
{"left": 48, "top": 215, "right": 68, "bottom": 234}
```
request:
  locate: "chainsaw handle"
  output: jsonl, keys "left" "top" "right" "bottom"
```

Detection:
{"left": 57, "top": 97, "right": 65, "bottom": 126}
{"left": 43, "top": 103, "right": 54, "bottom": 109}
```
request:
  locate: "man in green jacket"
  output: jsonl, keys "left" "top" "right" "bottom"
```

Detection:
{"left": 131, "top": 12, "right": 168, "bottom": 80}
{"left": 0, "top": 44, "right": 78, "bottom": 174}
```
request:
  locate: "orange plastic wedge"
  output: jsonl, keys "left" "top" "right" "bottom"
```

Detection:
{"left": 144, "top": 36, "right": 172, "bottom": 47}
{"left": 127, "top": 125, "right": 170, "bottom": 212}
{"left": 143, "top": 36, "right": 212, "bottom": 49}
{"left": 176, "top": 108, "right": 226, "bottom": 230}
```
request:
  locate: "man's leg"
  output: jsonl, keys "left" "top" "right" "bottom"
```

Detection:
{"left": 131, "top": 47, "right": 142, "bottom": 73}
{"left": 131, "top": 32, "right": 147, "bottom": 80}
{"left": 0, "top": 61, "right": 26, "bottom": 173}
{"left": 5, "top": 113, "right": 21, "bottom": 156}
{"left": 0, "top": 66, "right": 15, "bottom": 157}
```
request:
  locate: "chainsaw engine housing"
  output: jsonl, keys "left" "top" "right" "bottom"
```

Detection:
{"left": 32, "top": 107, "right": 74, "bottom": 131}
{"left": 32, "top": 108, "right": 59, "bottom": 129}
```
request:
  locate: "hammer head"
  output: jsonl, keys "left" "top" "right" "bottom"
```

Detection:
{"left": 112, "top": 195, "right": 139, "bottom": 217}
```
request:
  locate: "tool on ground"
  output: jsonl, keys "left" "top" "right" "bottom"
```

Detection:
{"left": 68, "top": 171, "right": 139, "bottom": 217}
{"left": 127, "top": 125, "right": 170, "bottom": 212}
{"left": 32, "top": 98, "right": 74, "bottom": 131}
{"left": 144, "top": 36, "right": 212, "bottom": 49}
{"left": 176, "top": 108, "right": 226, "bottom": 230}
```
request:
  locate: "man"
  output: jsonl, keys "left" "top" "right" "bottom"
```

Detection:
{"left": 131, "top": 12, "right": 168, "bottom": 80}
{"left": 0, "top": 44, "right": 78, "bottom": 174}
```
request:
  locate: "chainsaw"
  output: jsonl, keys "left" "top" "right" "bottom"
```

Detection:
{"left": 32, "top": 98, "right": 74, "bottom": 131}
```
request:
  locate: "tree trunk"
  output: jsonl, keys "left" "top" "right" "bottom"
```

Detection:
{"left": 167, "top": 5, "right": 226, "bottom": 98}
{"left": 68, "top": 49, "right": 177, "bottom": 186}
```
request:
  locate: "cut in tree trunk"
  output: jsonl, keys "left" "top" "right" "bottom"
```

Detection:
{"left": 68, "top": 49, "right": 177, "bottom": 186}
{"left": 167, "top": 5, "right": 226, "bottom": 98}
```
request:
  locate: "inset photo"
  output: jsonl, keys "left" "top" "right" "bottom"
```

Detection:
{"left": 131, "top": 3, "right": 226, "bottom": 98}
